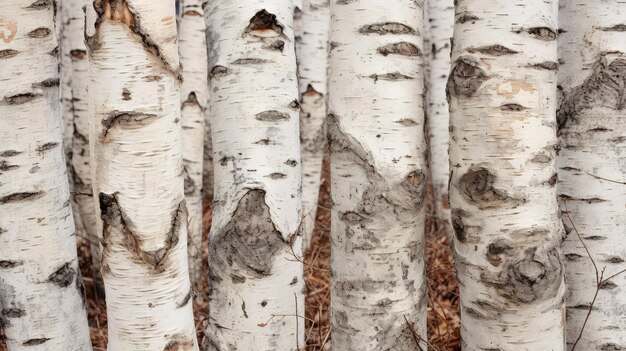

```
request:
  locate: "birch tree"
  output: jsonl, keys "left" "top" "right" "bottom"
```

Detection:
{"left": 558, "top": 1, "right": 626, "bottom": 349}
{"left": 86, "top": 0, "right": 198, "bottom": 349}
{"left": 328, "top": 0, "right": 428, "bottom": 349}
{"left": 447, "top": 1, "right": 565, "bottom": 349}
{"left": 61, "top": 0, "right": 104, "bottom": 295}
{"left": 179, "top": 0, "right": 208, "bottom": 298}
{"left": 425, "top": 0, "right": 454, "bottom": 226}
{"left": 203, "top": 1, "right": 304, "bottom": 349}
{"left": 294, "top": 0, "right": 330, "bottom": 251}
{"left": 0, "top": 1, "right": 92, "bottom": 350}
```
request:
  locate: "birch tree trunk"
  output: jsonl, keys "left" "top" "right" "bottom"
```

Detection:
{"left": 63, "top": 0, "right": 104, "bottom": 296}
{"left": 328, "top": 0, "right": 428, "bottom": 349}
{"left": 448, "top": 1, "right": 566, "bottom": 349}
{"left": 86, "top": 1, "right": 199, "bottom": 349}
{"left": 203, "top": 1, "right": 304, "bottom": 349}
{"left": 294, "top": 0, "right": 330, "bottom": 251}
{"left": 179, "top": 0, "right": 208, "bottom": 299}
{"left": 558, "top": 1, "right": 626, "bottom": 349}
{"left": 0, "top": 1, "right": 92, "bottom": 350}
{"left": 425, "top": 0, "right": 454, "bottom": 226}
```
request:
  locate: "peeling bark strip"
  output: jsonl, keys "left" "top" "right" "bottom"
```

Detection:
{"left": 204, "top": 0, "right": 303, "bottom": 349}
{"left": 329, "top": 0, "right": 427, "bottom": 349}
{"left": 0, "top": 1, "right": 92, "bottom": 350}
{"left": 87, "top": 0, "right": 198, "bottom": 349}
{"left": 449, "top": 0, "right": 565, "bottom": 349}
{"left": 558, "top": 1, "right": 626, "bottom": 349}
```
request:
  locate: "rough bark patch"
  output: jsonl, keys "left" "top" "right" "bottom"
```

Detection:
{"left": 70, "top": 49, "right": 87, "bottom": 59}
{"left": 514, "top": 27, "right": 557, "bottom": 41}
{"left": 467, "top": 45, "right": 518, "bottom": 56}
{"left": 377, "top": 42, "right": 421, "bottom": 57}
{"left": 22, "top": 338, "right": 50, "bottom": 346}
{"left": 529, "top": 61, "right": 558, "bottom": 71}
{"left": 557, "top": 58, "right": 625, "bottom": 131}
{"left": 245, "top": 10, "right": 283, "bottom": 38}
{"left": 163, "top": 335, "right": 195, "bottom": 351}
{"left": 48, "top": 262, "right": 76, "bottom": 288}
{"left": 456, "top": 12, "right": 479, "bottom": 24}
{"left": 0, "top": 191, "right": 45, "bottom": 204}
{"left": 27, "top": 27, "right": 51, "bottom": 38}
{"left": 446, "top": 57, "right": 488, "bottom": 99}
{"left": 0, "top": 49, "right": 18, "bottom": 59}
{"left": 210, "top": 65, "right": 230, "bottom": 78}
{"left": 208, "top": 189, "right": 287, "bottom": 280}
{"left": 458, "top": 167, "right": 519, "bottom": 209}
{"left": 100, "top": 111, "right": 158, "bottom": 141}
{"left": 359, "top": 22, "right": 416, "bottom": 35}
{"left": 255, "top": 110, "right": 290, "bottom": 122}
{"left": 4, "top": 93, "right": 40, "bottom": 105}
{"left": 36, "top": 142, "right": 59, "bottom": 153}
{"left": 99, "top": 193, "right": 186, "bottom": 273}
{"left": 232, "top": 58, "right": 271, "bottom": 65}
{"left": 27, "top": 0, "right": 52, "bottom": 9}
{"left": 368, "top": 72, "right": 414, "bottom": 82}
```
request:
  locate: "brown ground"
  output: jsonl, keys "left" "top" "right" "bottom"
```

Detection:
{"left": 0, "top": 159, "right": 460, "bottom": 351}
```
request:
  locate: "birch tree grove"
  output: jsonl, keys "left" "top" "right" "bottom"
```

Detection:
{"left": 178, "top": 0, "right": 209, "bottom": 298}
{"left": 448, "top": 0, "right": 566, "bottom": 349}
{"left": 294, "top": 0, "right": 330, "bottom": 250}
{"left": 0, "top": 1, "right": 92, "bottom": 350}
{"left": 425, "top": 0, "right": 454, "bottom": 225}
{"left": 203, "top": 1, "right": 304, "bottom": 349}
{"left": 86, "top": 0, "right": 198, "bottom": 349}
{"left": 558, "top": 1, "right": 626, "bottom": 349}
{"left": 328, "top": 0, "right": 428, "bottom": 349}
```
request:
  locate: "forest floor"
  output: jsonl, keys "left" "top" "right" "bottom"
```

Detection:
{"left": 0, "top": 158, "right": 461, "bottom": 351}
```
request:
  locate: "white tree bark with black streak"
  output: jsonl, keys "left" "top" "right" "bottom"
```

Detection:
{"left": 558, "top": 1, "right": 626, "bottom": 349}
{"left": 203, "top": 2, "right": 304, "bottom": 350}
{"left": 294, "top": 0, "right": 329, "bottom": 251}
{"left": 63, "top": 0, "right": 105, "bottom": 295}
{"left": 179, "top": 0, "right": 208, "bottom": 299}
{"left": 0, "top": 1, "right": 92, "bottom": 350}
{"left": 59, "top": 0, "right": 75, "bottom": 173}
{"left": 328, "top": 0, "right": 428, "bottom": 349}
{"left": 86, "top": 1, "right": 199, "bottom": 350}
{"left": 425, "top": 0, "right": 453, "bottom": 225}
{"left": 448, "top": 1, "right": 566, "bottom": 350}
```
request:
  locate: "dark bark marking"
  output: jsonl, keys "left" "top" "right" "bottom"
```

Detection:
{"left": 451, "top": 209, "right": 470, "bottom": 243}
{"left": 0, "top": 50, "right": 18, "bottom": 59}
{"left": 288, "top": 99, "right": 300, "bottom": 110}
{"left": 284, "top": 159, "right": 298, "bottom": 167}
{"left": 446, "top": 57, "right": 488, "bottom": 99}
{"left": 531, "top": 152, "right": 552, "bottom": 164}
{"left": 0, "top": 161, "right": 18, "bottom": 171}
{"left": 368, "top": 72, "right": 414, "bottom": 82}
{"left": 36, "top": 142, "right": 58, "bottom": 153}
{"left": 22, "top": 338, "right": 50, "bottom": 346}
{"left": 266, "top": 172, "right": 287, "bottom": 179}
{"left": 208, "top": 189, "right": 287, "bottom": 281}
{"left": 176, "top": 289, "right": 192, "bottom": 308}
{"left": 27, "top": 0, "right": 52, "bottom": 9}
{"left": 559, "top": 194, "right": 607, "bottom": 204}
{"left": 241, "top": 300, "right": 248, "bottom": 318}
{"left": 600, "top": 24, "right": 626, "bottom": 32}
{"left": 377, "top": 42, "right": 421, "bottom": 57}
{"left": 302, "top": 84, "right": 322, "bottom": 99}
{"left": 231, "top": 274, "right": 246, "bottom": 283}
{"left": 0, "top": 261, "right": 23, "bottom": 269}
{"left": 605, "top": 256, "right": 624, "bottom": 264}
{"left": 99, "top": 192, "right": 186, "bottom": 273}
{"left": 289, "top": 276, "right": 298, "bottom": 285}
{"left": 33, "top": 78, "right": 59, "bottom": 88}
{"left": 100, "top": 111, "right": 158, "bottom": 141}
{"left": 184, "top": 170, "right": 196, "bottom": 196}
{"left": 219, "top": 156, "right": 234, "bottom": 166}
{"left": 529, "top": 61, "right": 558, "bottom": 71}
{"left": 600, "top": 343, "right": 626, "bottom": 351}
{"left": 70, "top": 49, "right": 87, "bottom": 59}
{"left": 27, "top": 27, "right": 51, "bottom": 38}
{"left": 499, "top": 103, "right": 527, "bottom": 111}
{"left": 599, "top": 281, "right": 617, "bottom": 290}
{"left": 395, "top": 118, "right": 417, "bottom": 126}
{"left": 329, "top": 41, "right": 341, "bottom": 51}
{"left": 163, "top": 336, "right": 195, "bottom": 351}
{"left": 564, "top": 253, "right": 583, "bottom": 261}
{"left": 0, "top": 191, "right": 45, "bottom": 204}
{"left": 359, "top": 22, "right": 416, "bottom": 35}
{"left": 232, "top": 58, "right": 270, "bottom": 65}
{"left": 4, "top": 93, "right": 40, "bottom": 105}
{"left": 48, "top": 262, "right": 76, "bottom": 288}
{"left": 486, "top": 240, "right": 513, "bottom": 266}
{"left": 255, "top": 110, "right": 289, "bottom": 122}
{"left": 122, "top": 88, "right": 132, "bottom": 101}
{"left": 557, "top": 58, "right": 625, "bottom": 131}
{"left": 514, "top": 27, "right": 557, "bottom": 41}
{"left": 245, "top": 10, "right": 283, "bottom": 37}
{"left": 268, "top": 40, "right": 284, "bottom": 52}
{"left": 456, "top": 13, "right": 479, "bottom": 24}
{"left": 0, "top": 150, "right": 20, "bottom": 157}
{"left": 458, "top": 167, "right": 519, "bottom": 208}
{"left": 1, "top": 308, "right": 25, "bottom": 318}
{"left": 543, "top": 173, "right": 558, "bottom": 187}
{"left": 467, "top": 45, "right": 518, "bottom": 56}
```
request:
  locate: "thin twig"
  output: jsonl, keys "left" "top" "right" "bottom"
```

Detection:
{"left": 295, "top": 293, "right": 300, "bottom": 351}
{"left": 583, "top": 170, "right": 626, "bottom": 185}
{"left": 403, "top": 315, "right": 441, "bottom": 351}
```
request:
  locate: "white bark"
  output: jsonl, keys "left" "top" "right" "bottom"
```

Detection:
{"left": 203, "top": 1, "right": 304, "bottom": 350}
{"left": 0, "top": 1, "right": 92, "bottom": 350}
{"left": 179, "top": 0, "right": 208, "bottom": 297}
{"left": 558, "top": 1, "right": 626, "bottom": 349}
{"left": 448, "top": 1, "right": 565, "bottom": 350}
{"left": 294, "top": 0, "right": 330, "bottom": 252}
{"left": 425, "top": 0, "right": 454, "bottom": 225}
{"left": 59, "top": 0, "right": 75, "bottom": 172}
{"left": 328, "top": 0, "right": 428, "bottom": 349}
{"left": 63, "top": 0, "right": 104, "bottom": 295}
{"left": 86, "top": 1, "right": 198, "bottom": 350}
